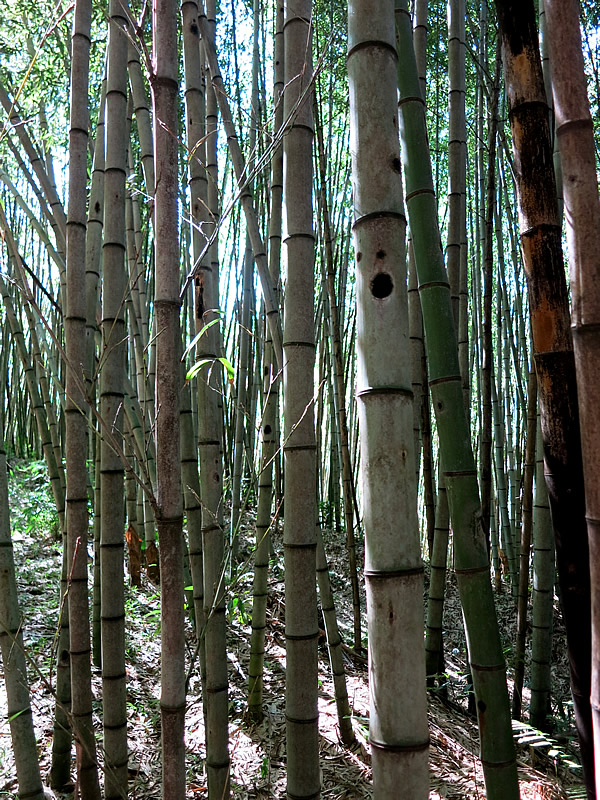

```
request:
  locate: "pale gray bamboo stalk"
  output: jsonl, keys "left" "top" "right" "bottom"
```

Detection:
{"left": 100, "top": 0, "right": 129, "bottom": 794}
{"left": 198, "top": 2, "right": 230, "bottom": 795}
{"left": 126, "top": 162, "right": 151, "bottom": 364}
{"left": 151, "top": 0, "right": 186, "bottom": 793}
{"left": 496, "top": 220, "right": 526, "bottom": 412}
{"left": 85, "top": 65, "right": 106, "bottom": 380}
{"left": 350, "top": 1, "right": 429, "bottom": 795}
{"left": 230, "top": 0, "right": 259, "bottom": 560}
{"left": 64, "top": 0, "right": 102, "bottom": 795}
{"left": 125, "top": 193, "right": 146, "bottom": 396}
{"left": 181, "top": 0, "right": 208, "bottom": 647}
{"left": 247, "top": 0, "right": 284, "bottom": 721}
{"left": 503, "top": 314, "right": 520, "bottom": 588}
{"left": 179, "top": 359, "right": 205, "bottom": 638}
{"left": 86, "top": 63, "right": 106, "bottom": 678}
{"left": 282, "top": 0, "right": 320, "bottom": 794}
{"left": 247, "top": 374, "right": 276, "bottom": 720}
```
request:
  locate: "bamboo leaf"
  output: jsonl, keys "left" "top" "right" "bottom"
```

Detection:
{"left": 218, "top": 357, "right": 235, "bottom": 382}
{"left": 181, "top": 314, "right": 222, "bottom": 361}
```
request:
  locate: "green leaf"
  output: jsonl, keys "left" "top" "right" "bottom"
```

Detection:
{"left": 186, "top": 358, "right": 214, "bottom": 381}
{"left": 8, "top": 707, "right": 28, "bottom": 722}
{"left": 218, "top": 357, "right": 235, "bottom": 382}
{"left": 186, "top": 356, "right": 235, "bottom": 385}
{"left": 181, "top": 314, "right": 222, "bottom": 361}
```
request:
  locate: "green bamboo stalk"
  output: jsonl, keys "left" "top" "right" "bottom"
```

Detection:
{"left": 529, "top": 418, "right": 554, "bottom": 731}
{"left": 512, "top": 363, "right": 537, "bottom": 719}
{"left": 395, "top": 4, "right": 519, "bottom": 797}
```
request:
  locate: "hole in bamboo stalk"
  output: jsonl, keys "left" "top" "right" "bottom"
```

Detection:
{"left": 370, "top": 272, "right": 393, "bottom": 299}
{"left": 392, "top": 157, "right": 401, "bottom": 172}
{"left": 376, "top": 249, "right": 386, "bottom": 259}
{"left": 264, "top": 425, "right": 272, "bottom": 435}
{"left": 357, "top": 252, "right": 362, "bottom": 262}
{"left": 477, "top": 700, "right": 486, "bottom": 713}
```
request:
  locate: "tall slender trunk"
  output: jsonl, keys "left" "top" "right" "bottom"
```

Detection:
{"left": 65, "top": 0, "right": 101, "bottom": 793}
{"left": 282, "top": 0, "right": 320, "bottom": 794}
{"left": 151, "top": 0, "right": 186, "bottom": 796}
{"left": 230, "top": 0, "right": 260, "bottom": 560}
{"left": 395, "top": 3, "right": 519, "bottom": 796}
{"left": 496, "top": 4, "right": 594, "bottom": 794}
{"left": 101, "top": 0, "right": 129, "bottom": 794}
{"left": 247, "top": 0, "right": 284, "bottom": 719}
{"left": 349, "top": 1, "right": 429, "bottom": 795}
{"left": 314, "top": 100, "right": 361, "bottom": 654}
{"left": 543, "top": 1, "right": 600, "bottom": 791}
{"left": 480, "top": 52, "right": 501, "bottom": 550}
{"left": 512, "top": 362, "right": 537, "bottom": 719}
{"left": 181, "top": 0, "right": 207, "bottom": 646}
{"left": 530, "top": 417, "right": 554, "bottom": 731}
{"left": 315, "top": 528, "right": 356, "bottom": 747}
{"left": 198, "top": 4, "right": 231, "bottom": 795}
{"left": 425, "top": 459, "right": 449, "bottom": 689}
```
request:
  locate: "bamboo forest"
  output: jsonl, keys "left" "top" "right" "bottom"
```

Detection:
{"left": 2, "top": 0, "right": 600, "bottom": 797}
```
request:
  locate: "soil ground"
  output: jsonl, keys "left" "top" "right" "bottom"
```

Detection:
{"left": 0, "top": 461, "right": 587, "bottom": 798}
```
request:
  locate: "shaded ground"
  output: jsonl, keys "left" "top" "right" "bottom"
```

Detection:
{"left": 0, "top": 461, "right": 587, "bottom": 798}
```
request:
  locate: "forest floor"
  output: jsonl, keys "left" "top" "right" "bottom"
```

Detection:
{"left": 0, "top": 460, "right": 588, "bottom": 799}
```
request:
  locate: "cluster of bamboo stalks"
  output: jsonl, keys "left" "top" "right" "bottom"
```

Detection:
{"left": 1, "top": 0, "right": 599, "bottom": 799}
